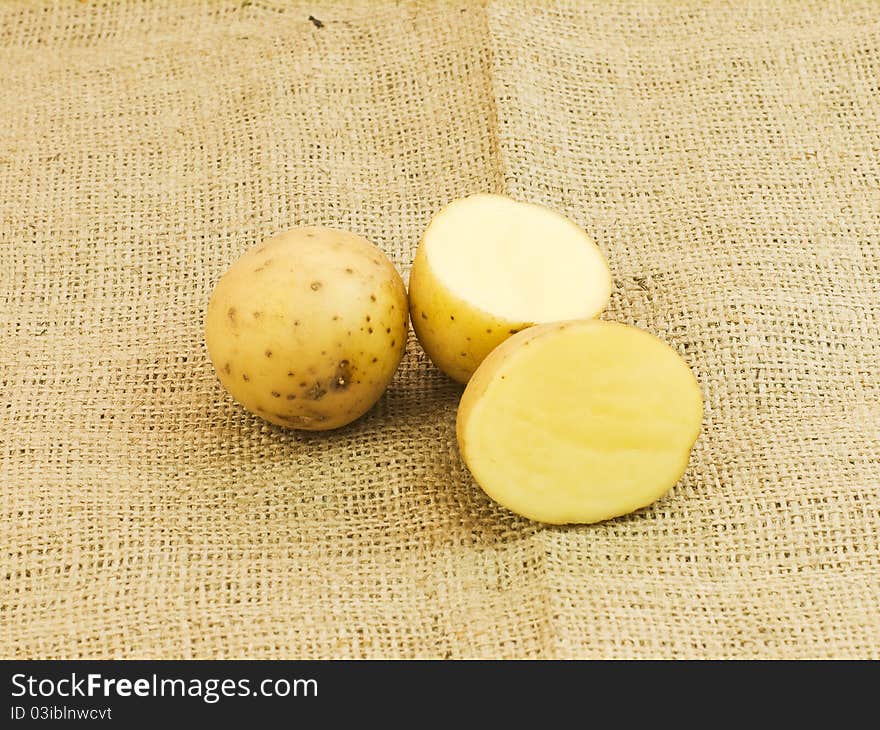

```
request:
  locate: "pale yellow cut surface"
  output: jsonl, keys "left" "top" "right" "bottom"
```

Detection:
{"left": 409, "top": 194, "right": 612, "bottom": 382}
{"left": 457, "top": 320, "right": 703, "bottom": 524}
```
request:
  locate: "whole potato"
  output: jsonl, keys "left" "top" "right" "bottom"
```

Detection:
{"left": 205, "top": 227, "right": 408, "bottom": 430}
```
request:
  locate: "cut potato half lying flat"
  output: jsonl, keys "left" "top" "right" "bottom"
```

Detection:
{"left": 409, "top": 194, "right": 612, "bottom": 382}
{"left": 457, "top": 320, "right": 703, "bottom": 524}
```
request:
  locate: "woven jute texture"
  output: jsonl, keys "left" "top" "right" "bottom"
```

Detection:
{"left": 2, "top": 0, "right": 879, "bottom": 659}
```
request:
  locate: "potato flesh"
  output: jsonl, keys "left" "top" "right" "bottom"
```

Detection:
{"left": 410, "top": 194, "right": 611, "bottom": 383}
{"left": 457, "top": 320, "right": 703, "bottom": 524}
{"left": 409, "top": 243, "right": 518, "bottom": 383}
{"left": 424, "top": 194, "right": 611, "bottom": 323}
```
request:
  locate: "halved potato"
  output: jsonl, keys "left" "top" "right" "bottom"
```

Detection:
{"left": 457, "top": 320, "right": 703, "bottom": 524}
{"left": 409, "top": 194, "right": 612, "bottom": 382}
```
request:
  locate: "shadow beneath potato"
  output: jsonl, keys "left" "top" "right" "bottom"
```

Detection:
{"left": 271, "top": 335, "right": 542, "bottom": 549}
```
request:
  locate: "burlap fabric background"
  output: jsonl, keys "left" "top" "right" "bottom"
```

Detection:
{"left": 1, "top": 0, "right": 878, "bottom": 659}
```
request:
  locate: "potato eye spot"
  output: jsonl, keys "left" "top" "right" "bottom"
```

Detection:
{"left": 420, "top": 312, "right": 428, "bottom": 320}
{"left": 332, "top": 360, "right": 353, "bottom": 390}
{"left": 227, "top": 307, "right": 237, "bottom": 323}
{"left": 310, "top": 281, "right": 322, "bottom": 291}
{"left": 242, "top": 374, "right": 250, "bottom": 381}
{"left": 271, "top": 391, "right": 281, "bottom": 398}
{"left": 370, "top": 294, "right": 376, "bottom": 302}
{"left": 345, "top": 268, "right": 354, "bottom": 274}
{"left": 265, "top": 350, "right": 273, "bottom": 358}
{"left": 223, "top": 363, "right": 231, "bottom": 374}
{"left": 286, "top": 394, "right": 296, "bottom": 400}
